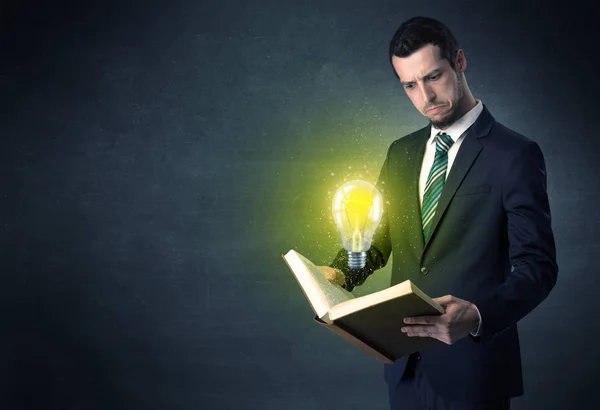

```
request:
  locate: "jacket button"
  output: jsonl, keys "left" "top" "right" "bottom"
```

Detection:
{"left": 420, "top": 266, "right": 429, "bottom": 275}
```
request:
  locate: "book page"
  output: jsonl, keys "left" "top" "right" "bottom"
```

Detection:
{"left": 296, "top": 251, "right": 355, "bottom": 308}
{"left": 328, "top": 280, "right": 444, "bottom": 321}
{"left": 283, "top": 250, "right": 354, "bottom": 321}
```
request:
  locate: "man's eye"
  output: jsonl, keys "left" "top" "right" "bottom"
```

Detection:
{"left": 429, "top": 74, "right": 440, "bottom": 80}
{"left": 404, "top": 84, "right": 414, "bottom": 89}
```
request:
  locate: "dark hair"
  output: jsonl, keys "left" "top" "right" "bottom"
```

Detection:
{"left": 388, "top": 16, "right": 460, "bottom": 77}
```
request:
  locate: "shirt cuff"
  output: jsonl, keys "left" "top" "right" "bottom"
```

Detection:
{"left": 470, "top": 303, "right": 482, "bottom": 337}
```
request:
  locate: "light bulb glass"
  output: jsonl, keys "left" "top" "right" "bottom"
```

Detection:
{"left": 332, "top": 180, "right": 384, "bottom": 270}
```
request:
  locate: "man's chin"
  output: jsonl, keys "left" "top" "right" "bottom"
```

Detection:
{"left": 429, "top": 116, "right": 450, "bottom": 128}
{"left": 428, "top": 111, "right": 458, "bottom": 129}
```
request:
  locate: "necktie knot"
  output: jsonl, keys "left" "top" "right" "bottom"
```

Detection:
{"left": 435, "top": 132, "right": 454, "bottom": 153}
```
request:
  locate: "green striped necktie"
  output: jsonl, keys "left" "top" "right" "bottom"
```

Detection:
{"left": 421, "top": 132, "right": 454, "bottom": 242}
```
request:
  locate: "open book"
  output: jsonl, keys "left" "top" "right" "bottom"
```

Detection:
{"left": 282, "top": 249, "right": 445, "bottom": 364}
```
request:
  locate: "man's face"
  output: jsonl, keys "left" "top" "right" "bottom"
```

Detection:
{"left": 391, "top": 44, "right": 464, "bottom": 129}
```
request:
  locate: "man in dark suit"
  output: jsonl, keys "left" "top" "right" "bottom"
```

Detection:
{"left": 318, "top": 16, "right": 558, "bottom": 410}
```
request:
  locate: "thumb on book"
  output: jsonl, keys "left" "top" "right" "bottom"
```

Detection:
{"left": 433, "top": 295, "right": 454, "bottom": 306}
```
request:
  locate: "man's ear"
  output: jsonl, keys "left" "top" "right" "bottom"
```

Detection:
{"left": 455, "top": 49, "right": 467, "bottom": 72}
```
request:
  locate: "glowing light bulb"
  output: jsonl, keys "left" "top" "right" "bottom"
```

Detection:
{"left": 332, "top": 179, "right": 384, "bottom": 270}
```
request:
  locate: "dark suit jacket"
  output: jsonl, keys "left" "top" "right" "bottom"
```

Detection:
{"left": 329, "top": 104, "right": 558, "bottom": 402}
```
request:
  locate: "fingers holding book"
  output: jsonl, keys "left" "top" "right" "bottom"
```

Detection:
{"left": 400, "top": 295, "right": 480, "bottom": 345}
{"left": 317, "top": 266, "right": 346, "bottom": 286}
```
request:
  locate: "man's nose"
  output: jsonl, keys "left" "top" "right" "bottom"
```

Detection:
{"left": 419, "top": 84, "right": 436, "bottom": 103}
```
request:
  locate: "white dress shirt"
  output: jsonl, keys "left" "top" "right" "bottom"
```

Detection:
{"left": 418, "top": 99, "right": 484, "bottom": 337}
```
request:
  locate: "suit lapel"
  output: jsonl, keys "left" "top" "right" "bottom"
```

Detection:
{"left": 405, "top": 128, "right": 429, "bottom": 259}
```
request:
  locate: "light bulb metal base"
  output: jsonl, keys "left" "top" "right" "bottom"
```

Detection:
{"left": 348, "top": 251, "right": 367, "bottom": 270}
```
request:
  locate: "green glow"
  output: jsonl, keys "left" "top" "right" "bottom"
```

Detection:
{"left": 267, "top": 116, "right": 410, "bottom": 294}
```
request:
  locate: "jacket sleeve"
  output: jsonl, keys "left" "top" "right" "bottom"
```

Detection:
{"left": 471, "top": 141, "right": 558, "bottom": 343}
{"left": 328, "top": 143, "right": 395, "bottom": 292}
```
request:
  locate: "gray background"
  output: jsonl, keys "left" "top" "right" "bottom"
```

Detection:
{"left": 1, "top": 0, "right": 598, "bottom": 409}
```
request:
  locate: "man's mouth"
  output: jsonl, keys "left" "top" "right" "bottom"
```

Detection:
{"left": 426, "top": 105, "right": 445, "bottom": 114}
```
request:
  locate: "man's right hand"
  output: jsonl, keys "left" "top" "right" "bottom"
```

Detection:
{"left": 317, "top": 266, "right": 346, "bottom": 287}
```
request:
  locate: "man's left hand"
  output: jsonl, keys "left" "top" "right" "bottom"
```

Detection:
{"left": 400, "top": 295, "right": 479, "bottom": 345}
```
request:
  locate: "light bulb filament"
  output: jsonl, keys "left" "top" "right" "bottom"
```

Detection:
{"left": 352, "top": 226, "right": 363, "bottom": 252}
{"left": 342, "top": 199, "right": 374, "bottom": 232}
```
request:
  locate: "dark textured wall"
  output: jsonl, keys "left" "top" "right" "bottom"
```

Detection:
{"left": 2, "top": 1, "right": 598, "bottom": 409}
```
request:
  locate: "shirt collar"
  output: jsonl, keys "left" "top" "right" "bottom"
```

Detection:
{"left": 429, "top": 99, "right": 484, "bottom": 145}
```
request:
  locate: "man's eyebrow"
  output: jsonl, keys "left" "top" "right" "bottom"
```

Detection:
{"left": 400, "top": 68, "right": 442, "bottom": 86}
